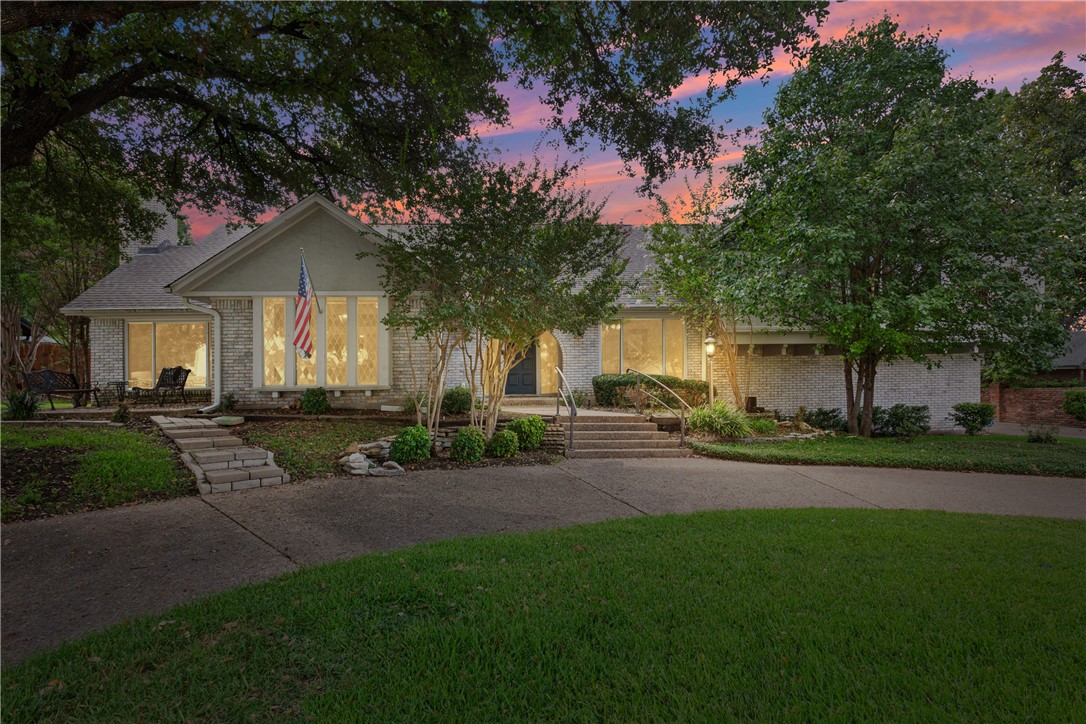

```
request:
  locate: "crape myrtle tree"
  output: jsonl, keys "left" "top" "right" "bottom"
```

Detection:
{"left": 372, "top": 160, "right": 626, "bottom": 439}
{"left": 646, "top": 175, "right": 753, "bottom": 407}
{"left": 726, "top": 17, "right": 1086, "bottom": 437}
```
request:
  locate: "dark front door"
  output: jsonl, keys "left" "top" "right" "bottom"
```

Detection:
{"left": 506, "top": 344, "right": 537, "bottom": 395}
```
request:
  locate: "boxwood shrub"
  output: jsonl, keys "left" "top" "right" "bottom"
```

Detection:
{"left": 450, "top": 426, "right": 486, "bottom": 463}
{"left": 300, "top": 387, "right": 331, "bottom": 415}
{"left": 949, "top": 402, "right": 995, "bottom": 435}
{"left": 441, "top": 386, "right": 472, "bottom": 415}
{"left": 487, "top": 429, "right": 520, "bottom": 458}
{"left": 506, "top": 415, "right": 546, "bottom": 451}
{"left": 1063, "top": 390, "right": 1086, "bottom": 422}
{"left": 390, "top": 424, "right": 431, "bottom": 464}
{"left": 592, "top": 374, "right": 709, "bottom": 408}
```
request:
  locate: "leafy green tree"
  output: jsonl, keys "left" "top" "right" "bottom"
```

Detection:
{"left": 727, "top": 17, "right": 1085, "bottom": 436}
{"left": 373, "top": 160, "right": 627, "bottom": 438}
{"left": 646, "top": 175, "right": 752, "bottom": 406}
{"left": 1, "top": 1, "right": 828, "bottom": 218}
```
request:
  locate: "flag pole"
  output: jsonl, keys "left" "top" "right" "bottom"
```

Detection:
{"left": 300, "top": 247, "right": 323, "bottom": 313}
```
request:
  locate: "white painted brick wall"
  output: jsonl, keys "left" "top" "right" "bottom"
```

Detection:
{"left": 89, "top": 318, "right": 125, "bottom": 385}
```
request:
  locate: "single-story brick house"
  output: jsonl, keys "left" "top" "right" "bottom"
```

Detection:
{"left": 62, "top": 193, "right": 980, "bottom": 427}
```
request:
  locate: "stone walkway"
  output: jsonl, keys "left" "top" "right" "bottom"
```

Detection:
{"left": 153, "top": 416, "right": 290, "bottom": 494}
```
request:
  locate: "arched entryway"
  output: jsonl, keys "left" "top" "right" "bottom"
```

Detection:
{"left": 506, "top": 332, "right": 562, "bottom": 395}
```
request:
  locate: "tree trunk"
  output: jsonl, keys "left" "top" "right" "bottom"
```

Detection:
{"left": 844, "top": 357, "right": 859, "bottom": 435}
{"left": 859, "top": 354, "right": 878, "bottom": 438}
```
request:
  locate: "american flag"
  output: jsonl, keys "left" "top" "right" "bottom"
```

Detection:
{"left": 293, "top": 254, "right": 315, "bottom": 359}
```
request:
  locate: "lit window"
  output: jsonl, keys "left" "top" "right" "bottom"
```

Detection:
{"left": 326, "top": 298, "right": 348, "bottom": 385}
{"left": 538, "top": 332, "right": 562, "bottom": 394}
{"left": 357, "top": 297, "right": 379, "bottom": 385}
{"left": 295, "top": 301, "right": 317, "bottom": 386}
{"left": 263, "top": 298, "right": 285, "bottom": 385}
{"left": 127, "top": 321, "right": 209, "bottom": 389}
{"left": 601, "top": 319, "right": 685, "bottom": 378}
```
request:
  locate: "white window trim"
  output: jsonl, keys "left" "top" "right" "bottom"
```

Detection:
{"left": 599, "top": 318, "right": 686, "bottom": 378}
{"left": 255, "top": 294, "right": 390, "bottom": 389}
{"left": 123, "top": 319, "right": 212, "bottom": 390}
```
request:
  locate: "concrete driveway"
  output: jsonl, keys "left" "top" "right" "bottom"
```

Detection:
{"left": 3, "top": 457, "right": 1083, "bottom": 665}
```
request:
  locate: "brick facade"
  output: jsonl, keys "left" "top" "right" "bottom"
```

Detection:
{"left": 982, "top": 383, "right": 1086, "bottom": 428}
{"left": 89, "top": 318, "right": 125, "bottom": 385}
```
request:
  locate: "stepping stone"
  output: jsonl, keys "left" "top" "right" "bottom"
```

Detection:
{"left": 213, "top": 416, "right": 245, "bottom": 426}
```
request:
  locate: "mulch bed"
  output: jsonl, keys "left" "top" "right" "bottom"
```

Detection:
{"left": 0, "top": 445, "right": 84, "bottom": 522}
{"left": 403, "top": 449, "right": 562, "bottom": 472}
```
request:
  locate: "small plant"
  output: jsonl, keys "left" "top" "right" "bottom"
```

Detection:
{"left": 1063, "top": 390, "right": 1086, "bottom": 422}
{"left": 805, "top": 407, "right": 846, "bottom": 432}
{"left": 402, "top": 391, "right": 425, "bottom": 415}
{"left": 1023, "top": 423, "right": 1058, "bottom": 444}
{"left": 110, "top": 402, "right": 131, "bottom": 424}
{"left": 221, "top": 392, "right": 239, "bottom": 412}
{"left": 748, "top": 418, "right": 779, "bottom": 435}
{"left": 441, "top": 386, "right": 472, "bottom": 415}
{"left": 450, "top": 425, "right": 486, "bottom": 463}
{"left": 300, "top": 387, "right": 332, "bottom": 415}
{"left": 487, "top": 429, "right": 520, "bottom": 458}
{"left": 3, "top": 390, "right": 38, "bottom": 420}
{"left": 949, "top": 402, "right": 995, "bottom": 435}
{"left": 883, "top": 404, "right": 930, "bottom": 440}
{"left": 794, "top": 405, "right": 807, "bottom": 426}
{"left": 506, "top": 415, "right": 546, "bottom": 451}
{"left": 689, "top": 401, "right": 753, "bottom": 438}
{"left": 390, "top": 424, "right": 432, "bottom": 463}
{"left": 559, "top": 389, "right": 592, "bottom": 410}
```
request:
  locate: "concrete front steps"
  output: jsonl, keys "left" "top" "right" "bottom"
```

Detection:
{"left": 152, "top": 416, "right": 290, "bottom": 494}
{"left": 561, "top": 413, "right": 692, "bottom": 459}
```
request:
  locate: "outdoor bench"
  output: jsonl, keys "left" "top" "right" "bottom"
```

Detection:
{"left": 22, "top": 369, "right": 100, "bottom": 409}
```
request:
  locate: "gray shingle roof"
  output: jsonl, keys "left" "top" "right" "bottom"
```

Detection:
{"left": 61, "top": 224, "right": 252, "bottom": 314}
{"left": 1053, "top": 331, "right": 1086, "bottom": 369}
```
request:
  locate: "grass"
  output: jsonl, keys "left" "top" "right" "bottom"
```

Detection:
{"left": 237, "top": 418, "right": 404, "bottom": 479}
{"left": 0, "top": 399, "right": 75, "bottom": 411}
{"left": 0, "top": 425, "right": 192, "bottom": 522}
{"left": 3, "top": 509, "right": 1083, "bottom": 721}
{"left": 693, "top": 433, "right": 1086, "bottom": 477}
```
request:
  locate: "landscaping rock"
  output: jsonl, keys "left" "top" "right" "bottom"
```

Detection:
{"left": 212, "top": 416, "right": 245, "bottom": 426}
{"left": 345, "top": 443, "right": 361, "bottom": 454}
{"left": 350, "top": 468, "right": 372, "bottom": 476}
{"left": 381, "top": 461, "right": 404, "bottom": 473}
{"left": 348, "top": 452, "right": 369, "bottom": 465}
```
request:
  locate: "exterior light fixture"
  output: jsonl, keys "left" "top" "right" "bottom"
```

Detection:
{"left": 704, "top": 337, "right": 717, "bottom": 406}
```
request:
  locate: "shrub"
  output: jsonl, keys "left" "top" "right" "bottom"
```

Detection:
{"left": 1024, "top": 423, "right": 1058, "bottom": 444}
{"left": 805, "top": 407, "right": 846, "bottom": 432}
{"left": 441, "top": 386, "right": 472, "bottom": 415}
{"left": 300, "top": 387, "right": 332, "bottom": 415}
{"left": 882, "top": 404, "right": 930, "bottom": 439}
{"left": 507, "top": 415, "right": 546, "bottom": 451}
{"left": 592, "top": 374, "right": 709, "bottom": 408}
{"left": 221, "top": 392, "right": 239, "bottom": 412}
{"left": 390, "top": 425, "right": 432, "bottom": 463}
{"left": 559, "top": 389, "right": 592, "bottom": 410}
{"left": 1063, "top": 390, "right": 1086, "bottom": 422}
{"left": 110, "top": 403, "right": 131, "bottom": 424}
{"left": 688, "top": 401, "right": 753, "bottom": 438}
{"left": 748, "top": 418, "right": 778, "bottom": 435}
{"left": 487, "top": 429, "right": 520, "bottom": 458}
{"left": 949, "top": 402, "right": 995, "bottom": 435}
{"left": 3, "top": 390, "right": 38, "bottom": 420}
{"left": 450, "top": 426, "right": 486, "bottom": 463}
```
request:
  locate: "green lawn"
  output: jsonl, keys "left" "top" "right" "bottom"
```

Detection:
{"left": 693, "top": 433, "right": 1086, "bottom": 477}
{"left": 1, "top": 399, "right": 75, "bottom": 411}
{"left": 0, "top": 425, "right": 192, "bottom": 522}
{"left": 237, "top": 418, "right": 404, "bottom": 479}
{"left": 3, "top": 509, "right": 1083, "bottom": 721}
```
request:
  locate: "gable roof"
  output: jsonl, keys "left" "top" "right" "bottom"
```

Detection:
{"left": 1053, "top": 331, "right": 1086, "bottom": 369}
{"left": 61, "top": 224, "right": 253, "bottom": 315}
{"left": 167, "top": 194, "right": 378, "bottom": 295}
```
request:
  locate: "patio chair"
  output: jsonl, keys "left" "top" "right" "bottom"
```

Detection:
{"left": 131, "top": 366, "right": 191, "bottom": 405}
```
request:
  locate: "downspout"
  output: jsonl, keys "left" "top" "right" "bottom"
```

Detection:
{"left": 182, "top": 298, "right": 222, "bottom": 414}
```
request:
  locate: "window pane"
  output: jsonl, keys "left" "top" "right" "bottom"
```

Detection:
{"left": 623, "top": 319, "right": 663, "bottom": 375}
{"left": 155, "top": 323, "right": 208, "bottom": 387}
{"left": 665, "top": 319, "right": 684, "bottom": 377}
{"left": 127, "top": 323, "right": 153, "bottom": 389}
{"left": 325, "top": 298, "right": 347, "bottom": 385}
{"left": 357, "top": 297, "right": 379, "bottom": 385}
{"left": 538, "top": 331, "right": 561, "bottom": 394}
{"left": 601, "top": 323, "right": 621, "bottom": 374}
{"left": 263, "top": 298, "right": 285, "bottom": 386}
{"left": 295, "top": 300, "right": 317, "bottom": 386}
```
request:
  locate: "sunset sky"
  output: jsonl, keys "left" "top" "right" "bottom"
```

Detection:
{"left": 186, "top": 0, "right": 1086, "bottom": 239}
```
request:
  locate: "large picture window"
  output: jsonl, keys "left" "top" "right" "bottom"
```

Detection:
{"left": 601, "top": 319, "right": 685, "bottom": 377}
{"left": 127, "top": 321, "right": 209, "bottom": 389}
{"left": 260, "top": 295, "right": 382, "bottom": 387}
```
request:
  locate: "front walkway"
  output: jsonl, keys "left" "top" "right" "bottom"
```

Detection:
{"left": 3, "top": 458, "right": 1083, "bottom": 665}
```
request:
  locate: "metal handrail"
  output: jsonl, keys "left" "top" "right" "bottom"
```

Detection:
{"left": 554, "top": 366, "right": 577, "bottom": 451}
{"left": 625, "top": 367, "right": 692, "bottom": 447}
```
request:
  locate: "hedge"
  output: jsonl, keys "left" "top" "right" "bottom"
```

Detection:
{"left": 592, "top": 374, "right": 710, "bottom": 408}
